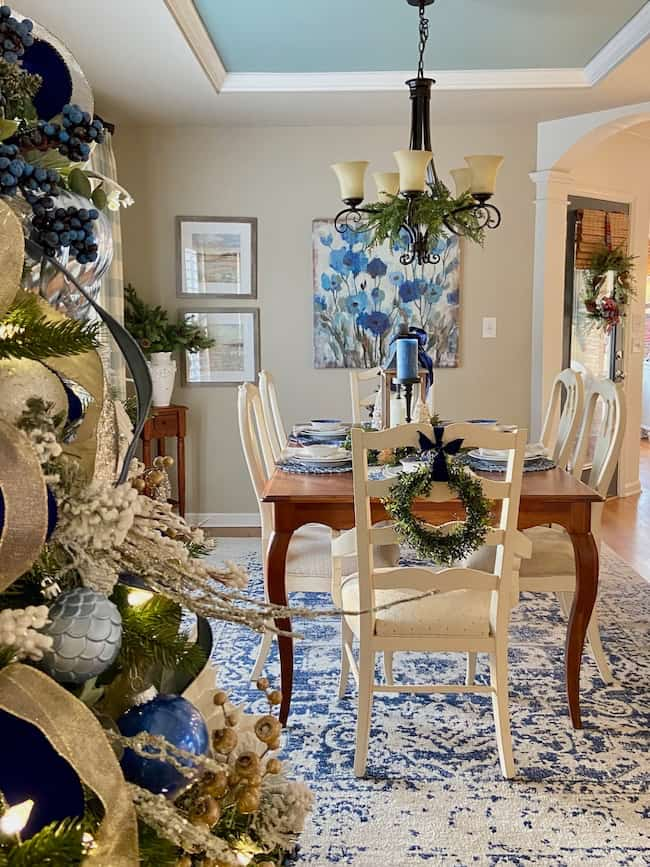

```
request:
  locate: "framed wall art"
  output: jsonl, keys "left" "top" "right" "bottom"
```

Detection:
{"left": 181, "top": 309, "right": 260, "bottom": 386}
{"left": 177, "top": 216, "right": 257, "bottom": 298}
{"left": 312, "top": 218, "right": 460, "bottom": 369}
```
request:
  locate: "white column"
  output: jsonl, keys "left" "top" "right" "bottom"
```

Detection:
{"left": 529, "top": 169, "right": 575, "bottom": 438}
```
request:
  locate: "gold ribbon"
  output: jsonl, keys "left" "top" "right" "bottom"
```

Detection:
{"left": 0, "top": 665, "right": 138, "bottom": 866}
{"left": 0, "top": 419, "right": 48, "bottom": 592}
{"left": 0, "top": 199, "right": 24, "bottom": 315}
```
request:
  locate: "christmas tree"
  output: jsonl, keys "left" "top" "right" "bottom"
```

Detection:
{"left": 0, "top": 8, "right": 311, "bottom": 865}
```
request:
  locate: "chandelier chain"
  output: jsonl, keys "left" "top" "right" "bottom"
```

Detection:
{"left": 417, "top": 2, "right": 430, "bottom": 79}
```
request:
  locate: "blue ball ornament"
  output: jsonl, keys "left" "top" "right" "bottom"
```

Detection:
{"left": 117, "top": 695, "right": 209, "bottom": 796}
{"left": 0, "top": 710, "right": 84, "bottom": 838}
{"left": 40, "top": 587, "right": 122, "bottom": 684}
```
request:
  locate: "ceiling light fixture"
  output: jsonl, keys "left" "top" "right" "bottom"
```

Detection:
{"left": 331, "top": 0, "right": 503, "bottom": 266}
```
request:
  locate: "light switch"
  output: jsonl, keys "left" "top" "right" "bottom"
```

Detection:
{"left": 482, "top": 317, "right": 497, "bottom": 338}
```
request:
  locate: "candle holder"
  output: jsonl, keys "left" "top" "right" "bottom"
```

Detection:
{"left": 395, "top": 377, "right": 421, "bottom": 423}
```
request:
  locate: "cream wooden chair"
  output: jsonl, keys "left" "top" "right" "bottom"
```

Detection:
{"left": 540, "top": 368, "right": 585, "bottom": 470}
{"left": 349, "top": 367, "right": 384, "bottom": 424}
{"left": 238, "top": 383, "right": 399, "bottom": 679}
{"left": 259, "top": 370, "right": 287, "bottom": 463}
{"left": 336, "top": 422, "right": 528, "bottom": 778}
{"left": 467, "top": 378, "right": 624, "bottom": 686}
{"left": 238, "top": 382, "right": 333, "bottom": 678}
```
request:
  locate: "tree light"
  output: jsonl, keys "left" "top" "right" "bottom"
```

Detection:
{"left": 127, "top": 588, "right": 154, "bottom": 607}
{"left": 0, "top": 799, "right": 34, "bottom": 836}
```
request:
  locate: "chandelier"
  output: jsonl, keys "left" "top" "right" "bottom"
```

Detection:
{"left": 331, "top": 0, "right": 503, "bottom": 266}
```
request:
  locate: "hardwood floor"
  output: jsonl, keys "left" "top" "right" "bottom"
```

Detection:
{"left": 602, "top": 440, "right": 650, "bottom": 580}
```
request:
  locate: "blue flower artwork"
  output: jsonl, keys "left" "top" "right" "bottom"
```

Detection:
{"left": 313, "top": 219, "right": 460, "bottom": 369}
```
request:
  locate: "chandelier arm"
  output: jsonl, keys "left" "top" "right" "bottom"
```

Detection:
{"left": 333, "top": 205, "right": 372, "bottom": 235}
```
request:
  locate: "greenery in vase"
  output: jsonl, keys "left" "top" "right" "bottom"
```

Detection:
{"left": 124, "top": 283, "right": 215, "bottom": 357}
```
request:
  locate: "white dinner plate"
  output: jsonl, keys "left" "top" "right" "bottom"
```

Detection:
{"left": 468, "top": 449, "right": 544, "bottom": 464}
{"left": 299, "top": 427, "right": 349, "bottom": 439}
{"left": 294, "top": 453, "right": 352, "bottom": 465}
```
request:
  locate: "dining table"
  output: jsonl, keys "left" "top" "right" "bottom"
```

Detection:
{"left": 262, "top": 463, "right": 602, "bottom": 728}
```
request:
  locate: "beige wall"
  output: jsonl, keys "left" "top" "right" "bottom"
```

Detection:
{"left": 116, "top": 122, "right": 536, "bottom": 518}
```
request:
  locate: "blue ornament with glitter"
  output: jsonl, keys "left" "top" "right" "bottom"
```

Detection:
{"left": 117, "top": 695, "right": 209, "bottom": 796}
{"left": 40, "top": 587, "right": 122, "bottom": 684}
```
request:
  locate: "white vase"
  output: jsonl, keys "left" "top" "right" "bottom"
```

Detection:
{"left": 148, "top": 352, "right": 176, "bottom": 407}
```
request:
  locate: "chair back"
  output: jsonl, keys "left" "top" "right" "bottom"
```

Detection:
{"left": 350, "top": 422, "right": 527, "bottom": 643}
{"left": 349, "top": 367, "right": 383, "bottom": 424}
{"left": 259, "top": 370, "right": 287, "bottom": 462}
{"left": 238, "top": 383, "right": 275, "bottom": 551}
{"left": 540, "top": 368, "right": 584, "bottom": 470}
{"left": 572, "top": 378, "right": 626, "bottom": 499}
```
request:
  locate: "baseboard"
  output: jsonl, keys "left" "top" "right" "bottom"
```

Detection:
{"left": 620, "top": 480, "right": 642, "bottom": 498}
{"left": 187, "top": 512, "right": 261, "bottom": 528}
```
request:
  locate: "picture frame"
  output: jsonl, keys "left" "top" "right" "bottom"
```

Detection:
{"left": 176, "top": 216, "right": 257, "bottom": 298}
{"left": 181, "top": 308, "right": 260, "bottom": 387}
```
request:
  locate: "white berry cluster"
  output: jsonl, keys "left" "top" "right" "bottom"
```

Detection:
{"left": 0, "top": 605, "right": 53, "bottom": 660}
{"left": 27, "top": 425, "right": 63, "bottom": 466}
{"left": 57, "top": 479, "right": 138, "bottom": 551}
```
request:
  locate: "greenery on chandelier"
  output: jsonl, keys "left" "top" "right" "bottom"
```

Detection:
{"left": 383, "top": 458, "right": 492, "bottom": 565}
{"left": 124, "top": 283, "right": 215, "bottom": 357}
{"left": 0, "top": 293, "right": 99, "bottom": 360}
{"left": 363, "top": 184, "right": 487, "bottom": 252}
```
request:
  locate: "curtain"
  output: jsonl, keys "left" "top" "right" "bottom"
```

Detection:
{"left": 575, "top": 208, "right": 629, "bottom": 270}
{"left": 88, "top": 131, "right": 126, "bottom": 398}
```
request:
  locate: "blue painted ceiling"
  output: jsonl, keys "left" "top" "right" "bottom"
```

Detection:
{"left": 194, "top": 0, "right": 647, "bottom": 73}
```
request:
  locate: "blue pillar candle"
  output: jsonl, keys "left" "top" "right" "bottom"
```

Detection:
{"left": 396, "top": 337, "right": 419, "bottom": 381}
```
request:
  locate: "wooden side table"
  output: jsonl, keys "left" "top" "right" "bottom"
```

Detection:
{"left": 141, "top": 405, "right": 188, "bottom": 517}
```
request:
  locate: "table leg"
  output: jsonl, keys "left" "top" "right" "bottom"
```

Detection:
{"left": 177, "top": 435, "right": 186, "bottom": 518}
{"left": 142, "top": 436, "right": 152, "bottom": 468}
{"left": 266, "top": 529, "right": 293, "bottom": 725}
{"left": 566, "top": 531, "right": 599, "bottom": 729}
{"left": 157, "top": 438, "right": 166, "bottom": 458}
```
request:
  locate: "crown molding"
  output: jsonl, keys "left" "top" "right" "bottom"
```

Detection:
{"left": 164, "top": 0, "right": 226, "bottom": 93}
{"left": 170, "top": 1, "right": 650, "bottom": 97}
{"left": 585, "top": 3, "right": 650, "bottom": 85}
{"left": 221, "top": 68, "right": 587, "bottom": 94}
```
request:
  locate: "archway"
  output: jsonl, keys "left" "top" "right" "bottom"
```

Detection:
{"left": 530, "top": 101, "right": 650, "bottom": 497}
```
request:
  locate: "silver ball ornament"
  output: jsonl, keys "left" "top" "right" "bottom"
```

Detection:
{"left": 40, "top": 587, "right": 122, "bottom": 684}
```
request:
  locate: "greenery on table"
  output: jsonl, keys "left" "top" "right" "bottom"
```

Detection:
{"left": 124, "top": 283, "right": 215, "bottom": 357}
{"left": 383, "top": 458, "right": 492, "bottom": 565}
{"left": 362, "top": 184, "right": 486, "bottom": 252}
{"left": 0, "top": 56, "right": 41, "bottom": 121}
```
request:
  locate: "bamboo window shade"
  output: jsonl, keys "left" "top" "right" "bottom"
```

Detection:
{"left": 575, "top": 208, "right": 629, "bottom": 270}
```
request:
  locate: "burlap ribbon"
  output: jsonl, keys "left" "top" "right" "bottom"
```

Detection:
{"left": 0, "top": 200, "right": 24, "bottom": 315}
{"left": 0, "top": 665, "right": 138, "bottom": 865}
{"left": 0, "top": 419, "right": 49, "bottom": 592}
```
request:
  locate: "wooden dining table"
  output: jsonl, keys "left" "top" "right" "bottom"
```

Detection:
{"left": 262, "top": 465, "right": 602, "bottom": 728}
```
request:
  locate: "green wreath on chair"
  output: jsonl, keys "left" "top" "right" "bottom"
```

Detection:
{"left": 382, "top": 428, "right": 492, "bottom": 566}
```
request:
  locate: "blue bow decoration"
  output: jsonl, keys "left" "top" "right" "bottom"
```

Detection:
{"left": 418, "top": 426, "right": 464, "bottom": 482}
{"left": 409, "top": 327, "right": 434, "bottom": 390}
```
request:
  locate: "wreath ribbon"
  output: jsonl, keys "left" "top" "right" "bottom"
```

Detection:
{"left": 0, "top": 665, "right": 138, "bottom": 866}
{"left": 418, "top": 426, "right": 464, "bottom": 482}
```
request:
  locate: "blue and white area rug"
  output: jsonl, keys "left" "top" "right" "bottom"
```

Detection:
{"left": 207, "top": 540, "right": 650, "bottom": 866}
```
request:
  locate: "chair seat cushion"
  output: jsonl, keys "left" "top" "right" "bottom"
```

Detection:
{"left": 340, "top": 574, "right": 491, "bottom": 638}
{"left": 286, "top": 524, "right": 400, "bottom": 580}
{"left": 466, "top": 525, "right": 576, "bottom": 579}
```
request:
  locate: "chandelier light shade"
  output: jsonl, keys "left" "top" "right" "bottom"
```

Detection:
{"left": 393, "top": 149, "right": 433, "bottom": 194}
{"left": 331, "top": 161, "right": 369, "bottom": 204}
{"left": 330, "top": 0, "right": 504, "bottom": 266}
{"left": 465, "top": 155, "right": 504, "bottom": 196}
{"left": 373, "top": 171, "right": 400, "bottom": 203}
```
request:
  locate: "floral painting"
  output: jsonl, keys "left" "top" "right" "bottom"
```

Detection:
{"left": 312, "top": 219, "right": 460, "bottom": 369}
